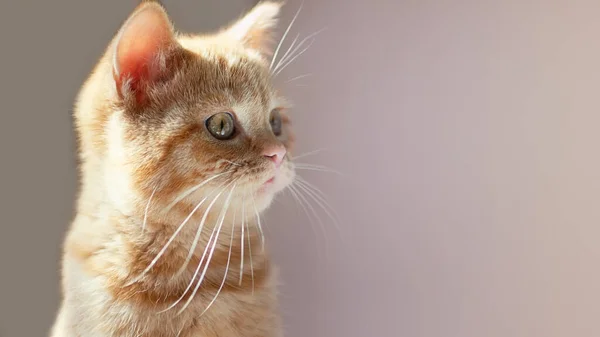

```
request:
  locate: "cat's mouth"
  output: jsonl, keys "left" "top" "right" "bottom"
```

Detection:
{"left": 256, "top": 172, "right": 281, "bottom": 194}
{"left": 248, "top": 160, "right": 294, "bottom": 199}
{"left": 258, "top": 176, "right": 276, "bottom": 193}
{"left": 245, "top": 164, "right": 294, "bottom": 210}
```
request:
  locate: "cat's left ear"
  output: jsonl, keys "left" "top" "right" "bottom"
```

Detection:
{"left": 225, "top": 1, "right": 282, "bottom": 57}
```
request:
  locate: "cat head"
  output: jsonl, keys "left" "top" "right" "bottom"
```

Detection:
{"left": 78, "top": 1, "right": 295, "bottom": 217}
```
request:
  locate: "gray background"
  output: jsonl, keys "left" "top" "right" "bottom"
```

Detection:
{"left": 3, "top": 0, "right": 600, "bottom": 336}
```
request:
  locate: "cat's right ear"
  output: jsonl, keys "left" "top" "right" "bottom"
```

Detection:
{"left": 112, "top": 1, "right": 178, "bottom": 105}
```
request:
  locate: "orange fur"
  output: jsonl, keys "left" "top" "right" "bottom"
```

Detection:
{"left": 51, "top": 1, "right": 295, "bottom": 336}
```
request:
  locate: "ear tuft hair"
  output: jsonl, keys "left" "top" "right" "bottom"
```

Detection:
{"left": 226, "top": 1, "right": 283, "bottom": 56}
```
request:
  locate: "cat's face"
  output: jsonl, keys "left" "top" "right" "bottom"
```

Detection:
{"left": 101, "top": 2, "right": 294, "bottom": 214}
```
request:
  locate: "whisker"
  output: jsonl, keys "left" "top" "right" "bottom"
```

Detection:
{"left": 246, "top": 207, "right": 255, "bottom": 295}
{"left": 291, "top": 148, "right": 328, "bottom": 160}
{"left": 126, "top": 179, "right": 230, "bottom": 286}
{"left": 141, "top": 187, "right": 157, "bottom": 233}
{"left": 200, "top": 210, "right": 236, "bottom": 316}
{"left": 273, "top": 39, "right": 315, "bottom": 77}
{"left": 175, "top": 179, "right": 236, "bottom": 277}
{"left": 295, "top": 176, "right": 338, "bottom": 212}
{"left": 285, "top": 73, "right": 313, "bottom": 84}
{"left": 294, "top": 163, "right": 344, "bottom": 176}
{"left": 177, "top": 182, "right": 237, "bottom": 315}
{"left": 270, "top": 2, "right": 303, "bottom": 70}
{"left": 158, "top": 214, "right": 220, "bottom": 313}
{"left": 287, "top": 184, "right": 328, "bottom": 256}
{"left": 273, "top": 27, "right": 327, "bottom": 76}
{"left": 294, "top": 177, "right": 344, "bottom": 239}
{"left": 239, "top": 196, "right": 245, "bottom": 286}
{"left": 251, "top": 194, "right": 265, "bottom": 252}
{"left": 288, "top": 184, "right": 329, "bottom": 258}
{"left": 165, "top": 171, "right": 232, "bottom": 211}
{"left": 274, "top": 27, "right": 327, "bottom": 74}
{"left": 276, "top": 33, "right": 299, "bottom": 72}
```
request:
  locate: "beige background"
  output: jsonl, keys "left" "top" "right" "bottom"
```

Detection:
{"left": 2, "top": 0, "right": 600, "bottom": 336}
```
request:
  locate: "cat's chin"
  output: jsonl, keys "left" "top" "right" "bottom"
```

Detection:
{"left": 252, "top": 193, "right": 276, "bottom": 212}
{"left": 249, "top": 184, "right": 280, "bottom": 212}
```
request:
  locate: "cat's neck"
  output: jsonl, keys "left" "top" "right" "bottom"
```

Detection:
{"left": 122, "top": 210, "right": 271, "bottom": 306}
{"left": 67, "top": 187, "right": 271, "bottom": 309}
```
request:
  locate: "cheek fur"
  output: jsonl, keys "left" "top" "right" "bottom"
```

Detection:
{"left": 122, "top": 104, "right": 296, "bottom": 209}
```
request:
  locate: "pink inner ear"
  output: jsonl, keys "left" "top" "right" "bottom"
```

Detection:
{"left": 113, "top": 5, "right": 174, "bottom": 102}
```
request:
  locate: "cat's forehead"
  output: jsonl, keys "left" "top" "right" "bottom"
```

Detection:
{"left": 178, "top": 35, "right": 265, "bottom": 64}
{"left": 174, "top": 36, "right": 286, "bottom": 121}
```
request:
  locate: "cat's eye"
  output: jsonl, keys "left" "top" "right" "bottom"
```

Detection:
{"left": 270, "top": 109, "right": 283, "bottom": 136}
{"left": 206, "top": 112, "right": 236, "bottom": 140}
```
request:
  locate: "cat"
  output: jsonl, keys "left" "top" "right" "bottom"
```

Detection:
{"left": 50, "top": 1, "right": 296, "bottom": 336}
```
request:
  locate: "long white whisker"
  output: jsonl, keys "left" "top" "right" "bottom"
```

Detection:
{"left": 239, "top": 196, "right": 245, "bottom": 286}
{"left": 291, "top": 148, "right": 328, "bottom": 160}
{"left": 288, "top": 184, "right": 329, "bottom": 256}
{"left": 250, "top": 194, "right": 265, "bottom": 252}
{"left": 294, "top": 164, "right": 344, "bottom": 176}
{"left": 273, "top": 27, "right": 327, "bottom": 76}
{"left": 295, "top": 176, "right": 339, "bottom": 216}
{"left": 127, "top": 181, "right": 228, "bottom": 286}
{"left": 273, "top": 36, "right": 311, "bottom": 75}
{"left": 142, "top": 187, "right": 157, "bottom": 233}
{"left": 158, "top": 217, "right": 220, "bottom": 313}
{"left": 200, "top": 212, "right": 236, "bottom": 316}
{"left": 276, "top": 33, "right": 299, "bottom": 72}
{"left": 287, "top": 185, "right": 325, "bottom": 258}
{"left": 274, "top": 27, "right": 327, "bottom": 74}
{"left": 270, "top": 2, "right": 303, "bottom": 70}
{"left": 295, "top": 177, "right": 343, "bottom": 239}
{"left": 285, "top": 73, "right": 313, "bottom": 84}
{"left": 175, "top": 179, "right": 235, "bottom": 277}
{"left": 166, "top": 171, "right": 232, "bottom": 211}
{"left": 246, "top": 212, "right": 255, "bottom": 295}
{"left": 177, "top": 183, "right": 237, "bottom": 315}
{"left": 274, "top": 38, "right": 315, "bottom": 77}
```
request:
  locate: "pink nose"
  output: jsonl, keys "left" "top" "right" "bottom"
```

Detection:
{"left": 263, "top": 145, "right": 286, "bottom": 168}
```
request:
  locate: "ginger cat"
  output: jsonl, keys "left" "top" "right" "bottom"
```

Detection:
{"left": 51, "top": 1, "right": 296, "bottom": 336}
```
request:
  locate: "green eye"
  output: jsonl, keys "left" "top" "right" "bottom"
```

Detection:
{"left": 270, "top": 109, "right": 283, "bottom": 136}
{"left": 206, "top": 112, "right": 236, "bottom": 140}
